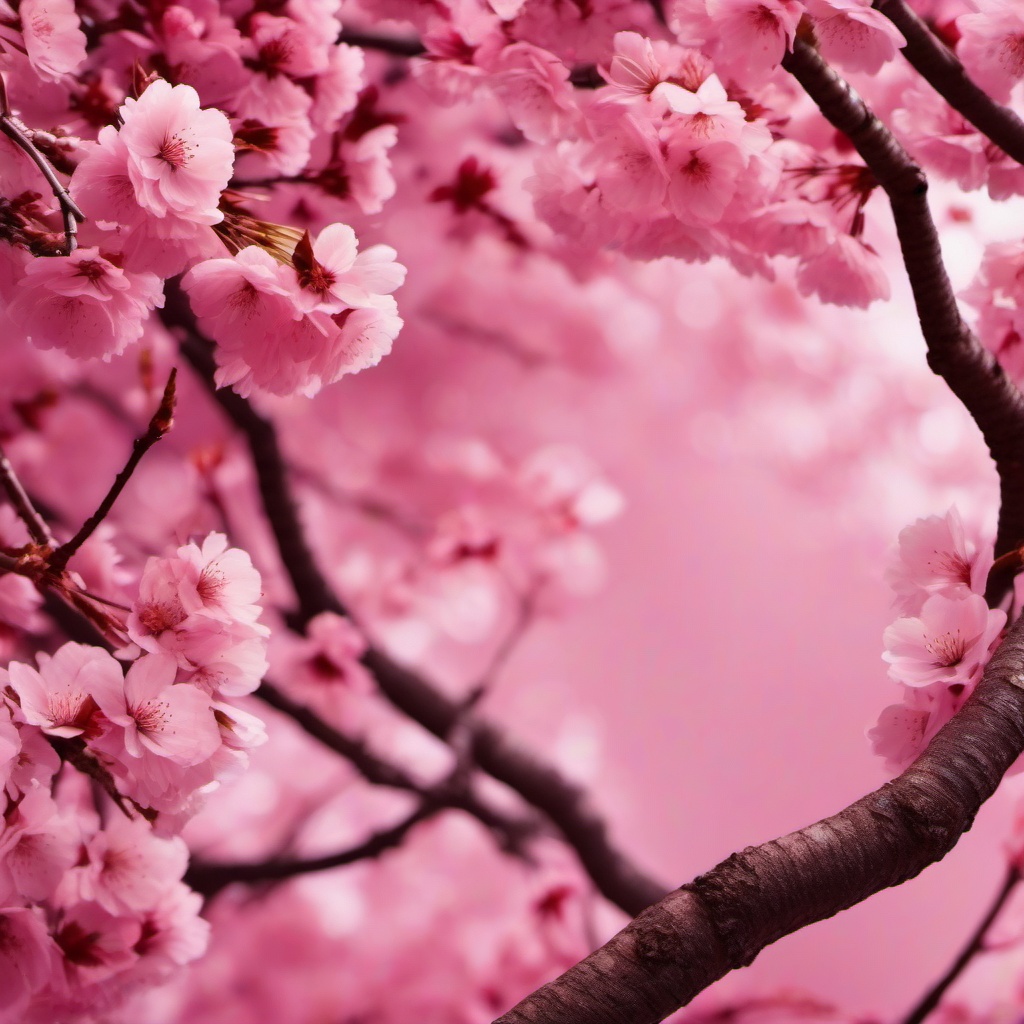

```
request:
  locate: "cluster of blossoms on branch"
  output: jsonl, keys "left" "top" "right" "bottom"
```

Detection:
{"left": 0, "top": 533, "right": 266, "bottom": 1021}
{"left": 873, "top": 508, "right": 1004, "bottom": 771}
{"left": 4, "top": 0, "right": 1024, "bottom": 1018}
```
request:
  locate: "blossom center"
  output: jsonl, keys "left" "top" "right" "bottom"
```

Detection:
{"left": 157, "top": 132, "right": 193, "bottom": 169}
{"left": 131, "top": 698, "right": 170, "bottom": 735}
{"left": 999, "top": 34, "right": 1024, "bottom": 79}
{"left": 925, "top": 629, "right": 966, "bottom": 667}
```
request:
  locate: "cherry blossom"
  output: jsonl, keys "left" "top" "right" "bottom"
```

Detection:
{"left": 4, "top": 642, "right": 120, "bottom": 738}
{"left": 885, "top": 507, "right": 992, "bottom": 615}
{"left": 8, "top": 249, "right": 163, "bottom": 361}
{"left": 91, "top": 653, "right": 221, "bottom": 765}
{"left": 883, "top": 593, "right": 1005, "bottom": 688}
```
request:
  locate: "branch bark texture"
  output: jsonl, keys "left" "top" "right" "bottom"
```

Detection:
{"left": 783, "top": 38, "right": 1024, "bottom": 564}
{"left": 873, "top": 0, "right": 1024, "bottom": 167}
{"left": 495, "top": 617, "right": 1024, "bottom": 1023}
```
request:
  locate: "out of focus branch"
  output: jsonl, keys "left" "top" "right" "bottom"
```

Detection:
{"left": 900, "top": 864, "right": 1021, "bottom": 1024}
{"left": 494, "top": 615, "right": 1024, "bottom": 1023}
{"left": 338, "top": 28, "right": 426, "bottom": 57}
{"left": 185, "top": 802, "right": 440, "bottom": 897}
{"left": 783, "top": 37, "right": 1024, "bottom": 575}
{"left": 0, "top": 442, "right": 54, "bottom": 546}
{"left": 873, "top": 0, "right": 1024, "bottom": 165}
{"left": 166, "top": 294, "right": 669, "bottom": 917}
{"left": 257, "top": 680, "right": 537, "bottom": 854}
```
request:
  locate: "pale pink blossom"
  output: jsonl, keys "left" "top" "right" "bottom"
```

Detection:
{"left": 293, "top": 611, "right": 372, "bottom": 693}
{"left": 91, "top": 654, "right": 221, "bottom": 765}
{"left": 883, "top": 593, "right": 1005, "bottom": 688}
{"left": 0, "top": 907, "right": 56, "bottom": 1020}
{"left": 174, "top": 533, "right": 263, "bottom": 625}
{"left": 704, "top": 0, "right": 805, "bottom": 77}
{"left": 246, "top": 13, "right": 330, "bottom": 79}
{"left": 231, "top": 74, "right": 315, "bottom": 180}
{"left": 128, "top": 555, "right": 190, "bottom": 655}
{"left": 589, "top": 110, "right": 670, "bottom": 214}
{"left": 70, "top": 132, "right": 226, "bottom": 276}
{"left": 186, "top": 243, "right": 404, "bottom": 397}
{"left": 117, "top": 79, "right": 234, "bottom": 224}
{"left": 7, "top": 248, "right": 163, "bottom": 361}
{"left": 53, "top": 902, "right": 141, "bottom": 985}
{"left": 796, "top": 234, "right": 891, "bottom": 308}
{"left": 885, "top": 507, "right": 992, "bottom": 615}
{"left": 80, "top": 818, "right": 188, "bottom": 915}
{"left": 869, "top": 685, "right": 962, "bottom": 773}
{"left": 175, "top": 618, "right": 269, "bottom": 697}
{"left": 486, "top": 43, "right": 581, "bottom": 144}
{"left": 958, "top": 0, "right": 1024, "bottom": 101}
{"left": 292, "top": 224, "right": 406, "bottom": 315}
{"left": 892, "top": 82, "right": 991, "bottom": 191}
{"left": 134, "top": 883, "right": 209, "bottom": 969}
{"left": 655, "top": 76, "right": 766, "bottom": 148}
{"left": 181, "top": 246, "right": 298, "bottom": 347}
{"left": 310, "top": 43, "right": 365, "bottom": 129}
{"left": 604, "top": 32, "right": 671, "bottom": 95}
{"left": 5, "top": 641, "right": 121, "bottom": 738}
{"left": 332, "top": 123, "right": 399, "bottom": 215}
{"left": 664, "top": 139, "right": 746, "bottom": 224}
{"left": 805, "top": 0, "right": 906, "bottom": 74}
{"left": 18, "top": 0, "right": 87, "bottom": 80}
{"left": 0, "top": 786, "right": 77, "bottom": 902}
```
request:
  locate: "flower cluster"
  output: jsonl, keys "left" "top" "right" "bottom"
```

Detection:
{"left": 0, "top": 533, "right": 266, "bottom": 1019}
{"left": 182, "top": 225, "right": 405, "bottom": 397}
{"left": 870, "top": 508, "right": 1004, "bottom": 772}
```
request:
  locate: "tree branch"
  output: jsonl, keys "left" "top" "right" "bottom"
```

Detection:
{"left": 338, "top": 28, "right": 426, "bottom": 57}
{"left": 0, "top": 74, "right": 84, "bottom": 256}
{"left": 49, "top": 370, "right": 177, "bottom": 573}
{"left": 184, "top": 802, "right": 440, "bottom": 897}
{"left": 164, "top": 294, "right": 669, "bottom": 917}
{"left": 873, "top": 0, "right": 1024, "bottom": 166}
{"left": 900, "top": 864, "right": 1020, "bottom": 1024}
{"left": 782, "top": 38, "right": 1024, "bottom": 569}
{"left": 256, "top": 680, "right": 537, "bottom": 854}
{"left": 494, "top": 614, "right": 1024, "bottom": 1024}
{"left": 0, "top": 442, "right": 54, "bottom": 546}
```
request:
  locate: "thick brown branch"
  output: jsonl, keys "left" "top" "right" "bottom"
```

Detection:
{"left": 164, "top": 294, "right": 669, "bottom": 917}
{"left": 337, "top": 28, "right": 426, "bottom": 57}
{"left": 782, "top": 39, "right": 1024, "bottom": 567}
{"left": 184, "top": 802, "right": 439, "bottom": 897}
{"left": 873, "top": 0, "right": 1024, "bottom": 166}
{"left": 495, "top": 615, "right": 1024, "bottom": 1024}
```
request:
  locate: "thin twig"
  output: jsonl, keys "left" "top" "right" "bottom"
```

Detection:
{"left": 184, "top": 802, "right": 440, "bottom": 897}
{"left": 49, "top": 370, "right": 177, "bottom": 573}
{"left": 0, "top": 442, "right": 54, "bottom": 546}
{"left": 0, "top": 74, "right": 85, "bottom": 256}
{"left": 900, "top": 865, "right": 1021, "bottom": 1024}
{"left": 256, "top": 680, "right": 538, "bottom": 855}
{"left": 874, "top": 0, "right": 1024, "bottom": 166}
